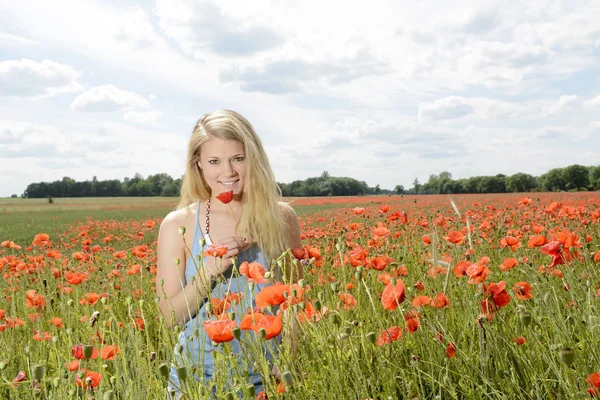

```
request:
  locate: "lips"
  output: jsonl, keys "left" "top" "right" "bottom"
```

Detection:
{"left": 219, "top": 179, "right": 239, "bottom": 187}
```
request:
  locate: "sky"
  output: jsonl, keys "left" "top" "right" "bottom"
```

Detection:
{"left": 1, "top": 0, "right": 599, "bottom": 197}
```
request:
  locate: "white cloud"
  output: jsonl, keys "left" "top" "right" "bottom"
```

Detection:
{"left": 124, "top": 111, "right": 162, "bottom": 125}
{"left": 418, "top": 96, "right": 523, "bottom": 122}
{"left": 70, "top": 84, "right": 151, "bottom": 112}
{"left": 541, "top": 95, "right": 579, "bottom": 116}
{"left": 584, "top": 95, "right": 600, "bottom": 108}
{"left": 0, "top": 32, "right": 39, "bottom": 47}
{"left": 0, "top": 58, "right": 82, "bottom": 97}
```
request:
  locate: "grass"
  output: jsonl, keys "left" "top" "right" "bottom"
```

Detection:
{"left": 0, "top": 193, "right": 599, "bottom": 399}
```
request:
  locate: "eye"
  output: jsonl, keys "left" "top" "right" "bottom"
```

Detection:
{"left": 233, "top": 156, "right": 245, "bottom": 162}
{"left": 208, "top": 160, "right": 219, "bottom": 165}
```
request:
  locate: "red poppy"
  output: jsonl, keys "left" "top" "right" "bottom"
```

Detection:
{"left": 204, "top": 244, "right": 228, "bottom": 258}
{"left": 255, "top": 283, "right": 290, "bottom": 308}
{"left": 514, "top": 337, "right": 526, "bottom": 345}
{"left": 32, "top": 233, "right": 50, "bottom": 247}
{"left": 338, "top": 293, "right": 357, "bottom": 310}
{"left": 381, "top": 280, "right": 406, "bottom": 311}
{"left": 251, "top": 314, "right": 283, "bottom": 340}
{"left": 216, "top": 191, "right": 234, "bottom": 204}
{"left": 75, "top": 369, "right": 102, "bottom": 389}
{"left": 486, "top": 281, "right": 511, "bottom": 309}
{"left": 431, "top": 293, "right": 450, "bottom": 308}
{"left": 499, "top": 258, "right": 518, "bottom": 272}
{"left": 49, "top": 317, "right": 64, "bottom": 328}
{"left": 240, "top": 312, "right": 265, "bottom": 330}
{"left": 65, "top": 360, "right": 80, "bottom": 371}
{"left": 25, "top": 290, "right": 46, "bottom": 310}
{"left": 72, "top": 344, "right": 99, "bottom": 360}
{"left": 412, "top": 296, "right": 431, "bottom": 308}
{"left": 444, "top": 231, "right": 465, "bottom": 245}
{"left": 588, "top": 373, "right": 600, "bottom": 388}
{"left": 353, "top": 207, "right": 365, "bottom": 215}
{"left": 446, "top": 342, "right": 456, "bottom": 358}
{"left": 101, "top": 345, "right": 120, "bottom": 360}
{"left": 377, "top": 326, "right": 402, "bottom": 346}
{"left": 66, "top": 272, "right": 88, "bottom": 285}
{"left": 13, "top": 371, "right": 26, "bottom": 385}
{"left": 239, "top": 261, "right": 267, "bottom": 284}
{"left": 204, "top": 319, "right": 237, "bottom": 343}
{"left": 513, "top": 282, "right": 533, "bottom": 300}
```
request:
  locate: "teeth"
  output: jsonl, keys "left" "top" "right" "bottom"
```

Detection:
{"left": 221, "top": 181, "right": 237, "bottom": 186}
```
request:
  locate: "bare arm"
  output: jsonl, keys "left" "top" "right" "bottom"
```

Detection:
{"left": 156, "top": 212, "right": 249, "bottom": 327}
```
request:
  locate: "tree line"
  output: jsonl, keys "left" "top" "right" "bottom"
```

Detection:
{"left": 411, "top": 164, "right": 599, "bottom": 195}
{"left": 14, "top": 164, "right": 599, "bottom": 199}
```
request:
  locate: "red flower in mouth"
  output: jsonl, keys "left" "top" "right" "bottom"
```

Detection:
{"left": 216, "top": 190, "right": 234, "bottom": 204}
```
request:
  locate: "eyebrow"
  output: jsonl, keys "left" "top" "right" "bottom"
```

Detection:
{"left": 205, "top": 153, "right": 245, "bottom": 159}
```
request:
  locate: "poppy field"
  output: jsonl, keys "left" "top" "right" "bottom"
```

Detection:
{"left": 1, "top": 192, "right": 600, "bottom": 399}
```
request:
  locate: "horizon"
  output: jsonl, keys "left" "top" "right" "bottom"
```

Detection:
{"left": 1, "top": 0, "right": 599, "bottom": 197}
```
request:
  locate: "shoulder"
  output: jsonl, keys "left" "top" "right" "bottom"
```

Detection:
{"left": 159, "top": 203, "right": 197, "bottom": 236}
{"left": 278, "top": 201, "right": 299, "bottom": 221}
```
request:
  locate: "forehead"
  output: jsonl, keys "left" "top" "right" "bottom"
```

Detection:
{"left": 200, "top": 137, "right": 244, "bottom": 157}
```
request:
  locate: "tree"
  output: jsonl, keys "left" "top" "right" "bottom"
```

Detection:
{"left": 590, "top": 166, "right": 600, "bottom": 191}
{"left": 394, "top": 185, "right": 405, "bottom": 194}
{"left": 563, "top": 164, "right": 589, "bottom": 191}
{"left": 506, "top": 173, "right": 538, "bottom": 193}
{"left": 412, "top": 178, "right": 421, "bottom": 194}
{"left": 539, "top": 168, "right": 567, "bottom": 192}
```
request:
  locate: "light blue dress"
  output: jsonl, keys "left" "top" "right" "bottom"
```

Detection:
{"left": 168, "top": 202, "right": 276, "bottom": 396}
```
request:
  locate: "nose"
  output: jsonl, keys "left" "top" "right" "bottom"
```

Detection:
{"left": 222, "top": 161, "right": 236, "bottom": 176}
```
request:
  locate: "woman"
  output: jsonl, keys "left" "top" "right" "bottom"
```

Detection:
{"left": 156, "top": 110, "right": 302, "bottom": 399}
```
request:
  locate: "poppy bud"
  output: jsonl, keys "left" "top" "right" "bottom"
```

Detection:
{"left": 258, "top": 328, "right": 267, "bottom": 340}
{"left": 248, "top": 281, "right": 255, "bottom": 291}
{"left": 292, "top": 304, "right": 299, "bottom": 313}
{"left": 83, "top": 345, "right": 94, "bottom": 359}
{"left": 227, "top": 312, "right": 235, "bottom": 321}
{"left": 282, "top": 370, "right": 294, "bottom": 386}
{"left": 69, "top": 389, "right": 76, "bottom": 396}
{"left": 139, "top": 299, "right": 145, "bottom": 307}
{"left": 110, "top": 376, "right": 117, "bottom": 385}
{"left": 299, "top": 302, "right": 306, "bottom": 311}
{"left": 559, "top": 347, "right": 575, "bottom": 366}
{"left": 0, "top": 362, "right": 5, "bottom": 370}
{"left": 126, "top": 297, "right": 132, "bottom": 305}
{"left": 298, "top": 279, "right": 306, "bottom": 288}
{"left": 318, "top": 291, "right": 324, "bottom": 301}
{"left": 232, "top": 327, "right": 241, "bottom": 340}
{"left": 246, "top": 384, "right": 255, "bottom": 397}
{"left": 52, "top": 377, "right": 59, "bottom": 388}
{"left": 67, "top": 299, "right": 74, "bottom": 307}
{"left": 176, "top": 367, "right": 187, "bottom": 382}
{"left": 331, "top": 282, "right": 339, "bottom": 292}
{"left": 390, "top": 277, "right": 397, "bottom": 285}
{"left": 178, "top": 226, "right": 185, "bottom": 235}
{"left": 338, "top": 333, "right": 349, "bottom": 340}
{"left": 355, "top": 270, "right": 362, "bottom": 280}
{"left": 520, "top": 312, "right": 532, "bottom": 327}
{"left": 101, "top": 297, "right": 107, "bottom": 305}
{"left": 314, "top": 300, "right": 322, "bottom": 312}
{"left": 158, "top": 363, "right": 170, "bottom": 379}
{"left": 33, "top": 364, "right": 45, "bottom": 381}
{"left": 264, "top": 271, "right": 272, "bottom": 280}
{"left": 225, "top": 393, "right": 235, "bottom": 400}
{"left": 176, "top": 344, "right": 184, "bottom": 354}
{"left": 199, "top": 238, "right": 205, "bottom": 247}
{"left": 335, "top": 242, "right": 343, "bottom": 252}
{"left": 330, "top": 313, "right": 341, "bottom": 326}
{"left": 104, "top": 391, "right": 115, "bottom": 400}
{"left": 366, "top": 331, "right": 377, "bottom": 345}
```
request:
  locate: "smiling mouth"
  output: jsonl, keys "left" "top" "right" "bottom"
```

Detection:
{"left": 219, "top": 180, "right": 239, "bottom": 187}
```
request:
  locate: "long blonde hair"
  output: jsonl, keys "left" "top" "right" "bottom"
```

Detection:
{"left": 178, "top": 110, "right": 291, "bottom": 272}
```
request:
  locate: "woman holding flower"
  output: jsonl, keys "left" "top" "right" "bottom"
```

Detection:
{"left": 156, "top": 109, "right": 302, "bottom": 398}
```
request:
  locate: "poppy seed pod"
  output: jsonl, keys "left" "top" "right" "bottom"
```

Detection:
{"left": 232, "top": 327, "right": 241, "bottom": 340}
{"left": 83, "top": 345, "right": 94, "bottom": 359}
{"left": 366, "top": 331, "right": 377, "bottom": 345}
{"left": 282, "top": 370, "right": 294, "bottom": 386}
{"left": 176, "top": 367, "right": 188, "bottom": 381}
{"left": 520, "top": 312, "right": 532, "bottom": 327}
{"left": 158, "top": 363, "right": 170, "bottom": 379}
{"left": 32, "top": 364, "right": 45, "bottom": 381}
{"left": 559, "top": 347, "right": 575, "bottom": 366}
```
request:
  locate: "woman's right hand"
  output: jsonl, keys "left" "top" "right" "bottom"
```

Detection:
{"left": 203, "top": 236, "right": 249, "bottom": 277}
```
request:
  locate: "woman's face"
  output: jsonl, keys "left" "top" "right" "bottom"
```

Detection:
{"left": 198, "top": 137, "right": 247, "bottom": 200}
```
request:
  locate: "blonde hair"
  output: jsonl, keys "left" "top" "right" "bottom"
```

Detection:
{"left": 177, "top": 110, "right": 291, "bottom": 274}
